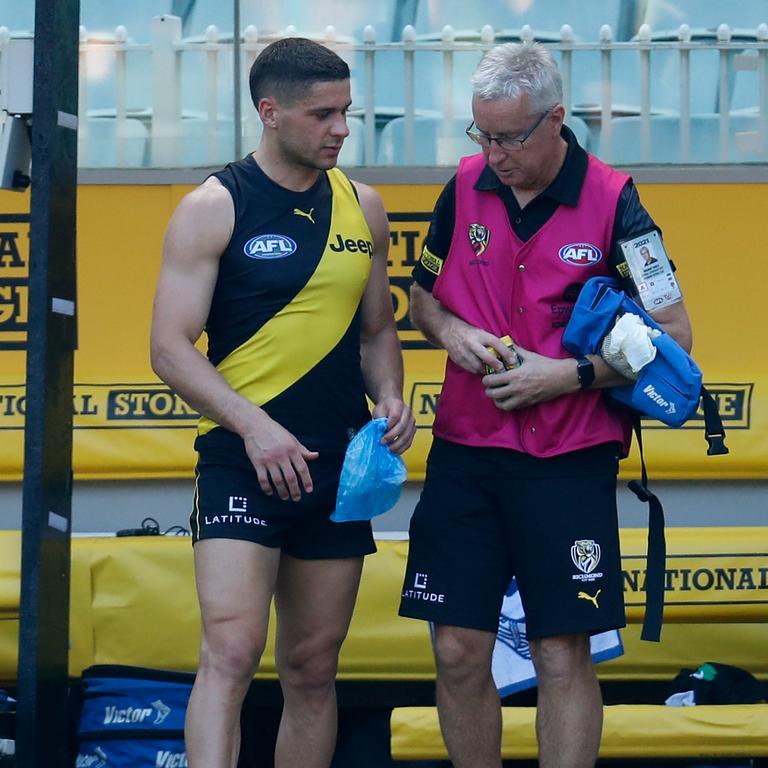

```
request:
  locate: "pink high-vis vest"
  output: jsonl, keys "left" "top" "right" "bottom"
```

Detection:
{"left": 432, "top": 152, "right": 632, "bottom": 457}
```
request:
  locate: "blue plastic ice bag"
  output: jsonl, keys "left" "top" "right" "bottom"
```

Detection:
{"left": 331, "top": 418, "right": 408, "bottom": 522}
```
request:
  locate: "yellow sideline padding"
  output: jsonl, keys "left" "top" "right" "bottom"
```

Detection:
{"left": 0, "top": 528, "right": 766, "bottom": 682}
{"left": 390, "top": 705, "right": 768, "bottom": 760}
{"left": 619, "top": 525, "right": 768, "bottom": 623}
{"left": 0, "top": 531, "right": 20, "bottom": 616}
{"left": 0, "top": 182, "right": 765, "bottom": 480}
{"left": 0, "top": 532, "right": 95, "bottom": 676}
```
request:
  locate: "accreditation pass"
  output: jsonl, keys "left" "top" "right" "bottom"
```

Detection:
{"left": 619, "top": 230, "right": 682, "bottom": 312}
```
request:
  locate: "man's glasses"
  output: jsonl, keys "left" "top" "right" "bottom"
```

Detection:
{"left": 466, "top": 108, "right": 553, "bottom": 152}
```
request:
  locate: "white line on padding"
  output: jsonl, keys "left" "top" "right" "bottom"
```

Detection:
{"left": 51, "top": 297, "right": 75, "bottom": 316}
{"left": 57, "top": 111, "right": 78, "bottom": 130}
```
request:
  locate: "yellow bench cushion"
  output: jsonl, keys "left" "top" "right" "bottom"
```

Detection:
{"left": 390, "top": 704, "right": 768, "bottom": 760}
{"left": 0, "top": 530, "right": 767, "bottom": 682}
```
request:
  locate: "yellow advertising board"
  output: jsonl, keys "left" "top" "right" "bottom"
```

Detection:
{"left": 1, "top": 528, "right": 766, "bottom": 681}
{"left": 0, "top": 180, "right": 764, "bottom": 480}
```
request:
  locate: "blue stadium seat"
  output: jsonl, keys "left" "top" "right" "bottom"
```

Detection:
{"left": 0, "top": 6, "right": 33, "bottom": 33}
{"left": 174, "top": 117, "right": 236, "bottom": 167}
{"left": 629, "top": 31, "right": 761, "bottom": 115}
{"left": 567, "top": 115, "right": 591, "bottom": 149}
{"left": 625, "top": 2, "right": 767, "bottom": 116}
{"left": 78, "top": 116, "right": 150, "bottom": 168}
{"left": 571, "top": 28, "right": 763, "bottom": 118}
{"left": 339, "top": 115, "right": 365, "bottom": 167}
{"left": 568, "top": 48, "right": 641, "bottom": 114}
{"left": 731, "top": 49, "right": 764, "bottom": 112}
{"left": 368, "top": 30, "right": 567, "bottom": 124}
{"left": 412, "top": 0, "right": 636, "bottom": 41}
{"left": 596, "top": 113, "right": 766, "bottom": 164}
{"left": 354, "top": 40, "right": 477, "bottom": 124}
{"left": 143, "top": 112, "right": 356, "bottom": 169}
{"left": 230, "top": 0, "right": 395, "bottom": 40}
{"left": 377, "top": 115, "right": 476, "bottom": 166}
{"left": 366, "top": 28, "right": 642, "bottom": 126}
{"left": 377, "top": 114, "right": 591, "bottom": 166}
{"left": 149, "top": 115, "right": 262, "bottom": 167}
{"left": 80, "top": 2, "right": 173, "bottom": 42}
{"left": 641, "top": 0, "right": 768, "bottom": 34}
{"left": 363, "top": 0, "right": 631, "bottom": 119}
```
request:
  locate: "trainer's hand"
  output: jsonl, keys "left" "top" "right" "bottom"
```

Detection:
{"left": 482, "top": 345, "right": 576, "bottom": 410}
{"left": 373, "top": 397, "right": 416, "bottom": 455}
{"left": 242, "top": 415, "right": 319, "bottom": 501}
{"left": 443, "top": 321, "right": 516, "bottom": 375}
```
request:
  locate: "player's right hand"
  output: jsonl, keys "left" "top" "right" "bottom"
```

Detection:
{"left": 242, "top": 418, "right": 319, "bottom": 502}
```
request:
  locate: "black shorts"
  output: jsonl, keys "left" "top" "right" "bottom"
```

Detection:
{"left": 399, "top": 438, "right": 625, "bottom": 639}
{"left": 191, "top": 432, "right": 376, "bottom": 559}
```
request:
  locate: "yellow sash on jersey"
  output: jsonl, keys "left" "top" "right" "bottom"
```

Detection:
{"left": 199, "top": 169, "right": 373, "bottom": 435}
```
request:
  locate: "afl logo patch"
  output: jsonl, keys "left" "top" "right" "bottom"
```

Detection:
{"left": 243, "top": 234, "right": 297, "bottom": 260}
{"left": 558, "top": 242, "right": 602, "bottom": 267}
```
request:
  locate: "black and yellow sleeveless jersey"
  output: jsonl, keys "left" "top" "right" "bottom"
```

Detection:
{"left": 197, "top": 155, "right": 374, "bottom": 454}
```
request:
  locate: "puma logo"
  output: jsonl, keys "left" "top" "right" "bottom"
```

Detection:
{"left": 293, "top": 207, "right": 315, "bottom": 224}
{"left": 578, "top": 589, "right": 601, "bottom": 608}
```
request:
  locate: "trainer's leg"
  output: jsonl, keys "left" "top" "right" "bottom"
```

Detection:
{"left": 530, "top": 633, "right": 602, "bottom": 768}
{"left": 433, "top": 624, "right": 502, "bottom": 768}
{"left": 185, "top": 539, "right": 280, "bottom": 768}
{"left": 273, "top": 554, "right": 364, "bottom": 768}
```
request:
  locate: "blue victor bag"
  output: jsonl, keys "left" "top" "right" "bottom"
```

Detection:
{"left": 77, "top": 738, "right": 187, "bottom": 768}
{"left": 75, "top": 665, "right": 193, "bottom": 767}
{"left": 562, "top": 276, "right": 702, "bottom": 427}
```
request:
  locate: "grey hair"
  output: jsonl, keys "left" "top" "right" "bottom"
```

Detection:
{"left": 471, "top": 42, "right": 562, "bottom": 112}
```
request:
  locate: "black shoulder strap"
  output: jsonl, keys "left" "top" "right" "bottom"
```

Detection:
{"left": 629, "top": 386, "right": 729, "bottom": 643}
{"left": 627, "top": 417, "right": 666, "bottom": 642}
{"left": 701, "top": 386, "right": 729, "bottom": 456}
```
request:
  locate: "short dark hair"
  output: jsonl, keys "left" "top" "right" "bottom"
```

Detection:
{"left": 249, "top": 37, "right": 350, "bottom": 108}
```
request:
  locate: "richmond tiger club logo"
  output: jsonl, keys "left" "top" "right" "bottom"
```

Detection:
{"left": 571, "top": 539, "right": 604, "bottom": 583}
{"left": 468, "top": 223, "right": 490, "bottom": 256}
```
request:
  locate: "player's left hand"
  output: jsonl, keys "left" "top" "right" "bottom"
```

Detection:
{"left": 481, "top": 345, "right": 575, "bottom": 410}
{"left": 373, "top": 397, "right": 416, "bottom": 454}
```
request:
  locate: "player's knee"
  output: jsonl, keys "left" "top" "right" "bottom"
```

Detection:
{"left": 434, "top": 627, "right": 492, "bottom": 682}
{"left": 530, "top": 633, "right": 592, "bottom": 684}
{"left": 199, "top": 625, "right": 266, "bottom": 684}
{"left": 278, "top": 639, "right": 341, "bottom": 693}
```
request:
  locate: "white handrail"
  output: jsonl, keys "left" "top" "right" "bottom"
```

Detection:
{"left": 362, "top": 24, "right": 376, "bottom": 166}
{"left": 402, "top": 24, "right": 416, "bottom": 165}
{"left": 151, "top": 15, "right": 182, "bottom": 167}
{"left": 599, "top": 25, "right": 613, "bottom": 164}
{"left": 205, "top": 25, "right": 220, "bottom": 166}
{"left": 760, "top": 24, "right": 768, "bottom": 157}
{"left": 718, "top": 24, "right": 732, "bottom": 162}
{"left": 678, "top": 24, "right": 691, "bottom": 163}
{"left": 5, "top": 15, "right": 768, "bottom": 167}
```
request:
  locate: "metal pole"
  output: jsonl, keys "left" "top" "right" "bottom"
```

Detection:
{"left": 16, "top": 0, "right": 80, "bottom": 765}
{"left": 233, "top": 0, "right": 242, "bottom": 159}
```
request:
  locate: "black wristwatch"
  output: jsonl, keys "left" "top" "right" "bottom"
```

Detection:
{"left": 576, "top": 356, "right": 595, "bottom": 389}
